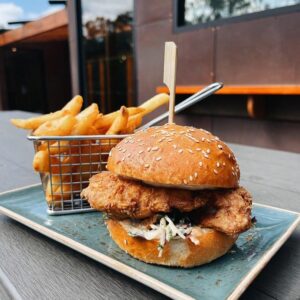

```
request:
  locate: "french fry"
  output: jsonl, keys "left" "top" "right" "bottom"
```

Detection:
{"left": 48, "top": 103, "right": 100, "bottom": 155}
{"left": 87, "top": 126, "right": 98, "bottom": 135}
{"left": 73, "top": 103, "right": 99, "bottom": 134}
{"left": 12, "top": 93, "right": 170, "bottom": 207}
{"left": 37, "top": 141, "right": 55, "bottom": 151}
{"left": 34, "top": 115, "right": 76, "bottom": 136}
{"left": 121, "top": 113, "right": 143, "bottom": 134}
{"left": 74, "top": 141, "right": 103, "bottom": 181}
{"left": 62, "top": 95, "right": 83, "bottom": 116}
{"left": 46, "top": 175, "right": 79, "bottom": 204}
{"left": 33, "top": 150, "right": 50, "bottom": 172}
{"left": 138, "top": 93, "right": 169, "bottom": 115}
{"left": 33, "top": 151, "right": 75, "bottom": 174}
{"left": 106, "top": 106, "right": 129, "bottom": 135}
{"left": 10, "top": 95, "right": 83, "bottom": 130}
{"left": 11, "top": 110, "right": 69, "bottom": 130}
{"left": 94, "top": 107, "right": 144, "bottom": 130}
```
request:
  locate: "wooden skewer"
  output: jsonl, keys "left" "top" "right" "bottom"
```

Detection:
{"left": 163, "top": 41, "right": 177, "bottom": 124}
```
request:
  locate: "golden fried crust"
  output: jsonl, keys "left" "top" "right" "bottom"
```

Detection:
{"left": 81, "top": 172, "right": 208, "bottom": 219}
{"left": 197, "top": 187, "right": 252, "bottom": 234}
{"left": 81, "top": 172, "right": 252, "bottom": 235}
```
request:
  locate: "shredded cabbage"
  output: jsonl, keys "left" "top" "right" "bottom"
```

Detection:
{"left": 126, "top": 215, "right": 200, "bottom": 256}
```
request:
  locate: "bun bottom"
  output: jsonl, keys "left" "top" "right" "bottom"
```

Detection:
{"left": 106, "top": 219, "right": 237, "bottom": 268}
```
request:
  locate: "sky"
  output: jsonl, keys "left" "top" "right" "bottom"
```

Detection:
{"left": 81, "top": 0, "right": 132, "bottom": 23}
{"left": 0, "top": 0, "right": 65, "bottom": 29}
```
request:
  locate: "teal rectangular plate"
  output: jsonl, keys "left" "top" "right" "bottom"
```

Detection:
{"left": 0, "top": 184, "right": 299, "bottom": 300}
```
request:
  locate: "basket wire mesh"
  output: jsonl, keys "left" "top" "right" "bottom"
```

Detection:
{"left": 28, "top": 134, "right": 129, "bottom": 215}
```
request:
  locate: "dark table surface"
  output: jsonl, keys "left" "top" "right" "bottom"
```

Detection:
{"left": 0, "top": 111, "right": 299, "bottom": 300}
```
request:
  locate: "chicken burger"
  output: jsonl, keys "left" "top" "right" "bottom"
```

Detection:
{"left": 81, "top": 123, "right": 252, "bottom": 268}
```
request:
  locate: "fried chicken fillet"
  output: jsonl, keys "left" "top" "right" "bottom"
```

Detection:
{"left": 81, "top": 172, "right": 252, "bottom": 235}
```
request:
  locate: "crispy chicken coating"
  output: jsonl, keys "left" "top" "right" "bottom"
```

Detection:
{"left": 81, "top": 172, "right": 208, "bottom": 219}
{"left": 193, "top": 187, "right": 252, "bottom": 234}
{"left": 81, "top": 172, "right": 252, "bottom": 235}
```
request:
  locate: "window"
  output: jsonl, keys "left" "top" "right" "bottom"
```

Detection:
{"left": 177, "top": 0, "right": 300, "bottom": 27}
{"left": 81, "top": 0, "right": 134, "bottom": 113}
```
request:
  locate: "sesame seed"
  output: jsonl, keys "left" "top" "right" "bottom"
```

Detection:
{"left": 138, "top": 150, "right": 144, "bottom": 154}
{"left": 216, "top": 162, "right": 220, "bottom": 167}
{"left": 156, "top": 157, "right": 162, "bottom": 161}
{"left": 232, "top": 166, "right": 235, "bottom": 171}
{"left": 218, "top": 144, "right": 223, "bottom": 149}
{"left": 223, "top": 162, "right": 226, "bottom": 166}
{"left": 183, "top": 179, "right": 188, "bottom": 184}
{"left": 152, "top": 146, "right": 159, "bottom": 151}
{"left": 215, "top": 136, "right": 220, "bottom": 140}
{"left": 127, "top": 153, "right": 131, "bottom": 158}
{"left": 173, "top": 145, "right": 177, "bottom": 149}
{"left": 124, "top": 140, "right": 129, "bottom": 144}
{"left": 199, "top": 161, "right": 203, "bottom": 167}
{"left": 228, "top": 154, "right": 231, "bottom": 159}
{"left": 167, "top": 138, "right": 173, "bottom": 142}
{"left": 124, "top": 239, "right": 128, "bottom": 245}
{"left": 147, "top": 147, "right": 151, "bottom": 152}
{"left": 206, "top": 149, "right": 211, "bottom": 154}
{"left": 188, "top": 149, "right": 194, "bottom": 154}
{"left": 189, "top": 175, "right": 193, "bottom": 181}
{"left": 232, "top": 171, "right": 235, "bottom": 176}
{"left": 214, "top": 169, "right": 218, "bottom": 174}
{"left": 109, "top": 151, "right": 112, "bottom": 157}
{"left": 194, "top": 172, "right": 198, "bottom": 178}
{"left": 129, "top": 140, "right": 134, "bottom": 144}
{"left": 144, "top": 164, "right": 150, "bottom": 168}
{"left": 178, "top": 149, "right": 183, "bottom": 153}
{"left": 158, "top": 138, "right": 165, "bottom": 143}
{"left": 179, "top": 131, "right": 185, "bottom": 134}
{"left": 196, "top": 148, "right": 201, "bottom": 151}
{"left": 137, "top": 139, "right": 142, "bottom": 142}
{"left": 206, "top": 139, "right": 211, "bottom": 143}
{"left": 122, "top": 149, "right": 126, "bottom": 153}
{"left": 204, "top": 154, "right": 209, "bottom": 159}
{"left": 201, "top": 137, "right": 205, "bottom": 141}
{"left": 186, "top": 134, "right": 199, "bottom": 143}
{"left": 121, "top": 157, "right": 125, "bottom": 161}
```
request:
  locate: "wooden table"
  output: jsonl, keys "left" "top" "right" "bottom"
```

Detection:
{"left": 0, "top": 111, "right": 299, "bottom": 300}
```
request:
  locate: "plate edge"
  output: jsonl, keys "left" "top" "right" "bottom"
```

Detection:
{"left": 227, "top": 215, "right": 300, "bottom": 300}
{"left": 254, "top": 202, "right": 300, "bottom": 215}
{"left": 0, "top": 183, "right": 41, "bottom": 199}
{"left": 0, "top": 206, "right": 195, "bottom": 300}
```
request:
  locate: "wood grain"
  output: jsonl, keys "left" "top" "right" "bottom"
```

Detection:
{"left": 1, "top": 111, "right": 300, "bottom": 300}
{"left": 163, "top": 42, "right": 177, "bottom": 123}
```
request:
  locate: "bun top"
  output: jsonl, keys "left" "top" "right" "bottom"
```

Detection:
{"left": 107, "top": 123, "right": 240, "bottom": 189}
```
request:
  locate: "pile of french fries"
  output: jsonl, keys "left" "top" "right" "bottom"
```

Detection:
{"left": 11, "top": 94, "right": 169, "bottom": 207}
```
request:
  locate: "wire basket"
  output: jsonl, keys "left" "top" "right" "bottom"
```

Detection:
{"left": 27, "top": 134, "right": 129, "bottom": 215}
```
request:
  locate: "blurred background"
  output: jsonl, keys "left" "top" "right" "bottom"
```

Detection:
{"left": 0, "top": 0, "right": 299, "bottom": 152}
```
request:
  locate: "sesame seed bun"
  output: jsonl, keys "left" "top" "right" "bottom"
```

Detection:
{"left": 107, "top": 123, "right": 240, "bottom": 189}
{"left": 106, "top": 218, "right": 237, "bottom": 268}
